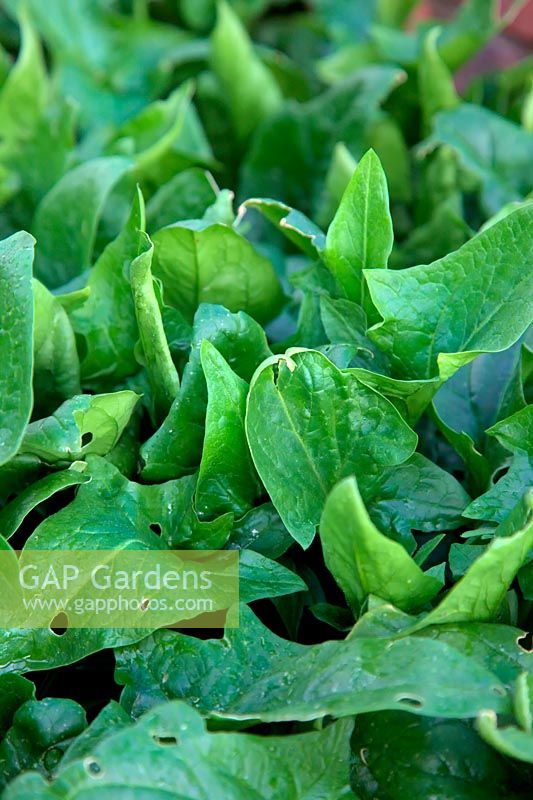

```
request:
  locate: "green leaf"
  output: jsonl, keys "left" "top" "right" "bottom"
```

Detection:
{"left": 0, "top": 625, "right": 154, "bottom": 679}
{"left": 0, "top": 463, "right": 89, "bottom": 540}
{"left": 110, "top": 83, "right": 214, "bottom": 187}
{"left": 324, "top": 149, "right": 393, "bottom": 308}
{"left": 32, "top": 156, "right": 132, "bottom": 288}
{"left": 320, "top": 476, "right": 443, "bottom": 613}
{"left": 211, "top": 0, "right": 282, "bottom": 141}
{"left": 196, "top": 341, "right": 260, "bottom": 518}
{"left": 32, "top": 280, "right": 80, "bottom": 416}
{"left": 361, "top": 453, "right": 470, "bottom": 550}
{"left": 366, "top": 205, "right": 533, "bottom": 380}
{"left": 69, "top": 188, "right": 146, "bottom": 388}
{"left": 141, "top": 304, "right": 271, "bottom": 481}
{"left": 352, "top": 711, "right": 515, "bottom": 800}
{"left": 60, "top": 701, "right": 131, "bottom": 766}
{"left": 408, "top": 491, "right": 533, "bottom": 631}
{"left": 0, "top": 231, "right": 35, "bottom": 466}
{"left": 146, "top": 168, "right": 217, "bottom": 232}
{"left": 438, "top": 0, "right": 527, "bottom": 71}
{"left": 426, "top": 104, "right": 533, "bottom": 214}
{"left": 315, "top": 141, "right": 357, "bottom": 227}
{"left": 130, "top": 230, "right": 180, "bottom": 423}
{"left": 431, "top": 342, "right": 528, "bottom": 491}
{"left": 151, "top": 221, "right": 283, "bottom": 324}
{"left": 464, "top": 405, "right": 533, "bottom": 523}
{"left": 4, "top": 702, "right": 354, "bottom": 800}
{"left": 477, "top": 708, "right": 533, "bottom": 765}
{"left": 0, "top": 8, "right": 46, "bottom": 142}
{"left": 477, "top": 673, "right": 533, "bottom": 763}
{"left": 23, "top": 455, "right": 225, "bottom": 552}
{"left": 241, "top": 197, "right": 326, "bottom": 258}
{"left": 228, "top": 503, "right": 294, "bottom": 559}
{"left": 418, "top": 27, "right": 459, "bottom": 132}
{"left": 116, "top": 605, "right": 509, "bottom": 722}
{"left": 245, "top": 349, "right": 417, "bottom": 547}
{"left": 20, "top": 392, "right": 140, "bottom": 464}
{"left": 241, "top": 67, "right": 404, "bottom": 215}
{"left": 239, "top": 549, "right": 306, "bottom": 604}
{"left": 0, "top": 698, "right": 87, "bottom": 789}
{"left": 0, "top": 675, "right": 35, "bottom": 738}
{"left": 487, "top": 404, "right": 533, "bottom": 454}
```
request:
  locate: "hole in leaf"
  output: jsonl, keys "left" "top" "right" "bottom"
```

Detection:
{"left": 395, "top": 695, "right": 424, "bottom": 709}
{"left": 150, "top": 522, "right": 162, "bottom": 535}
{"left": 491, "top": 685, "right": 506, "bottom": 697}
{"left": 49, "top": 613, "right": 68, "bottom": 635}
{"left": 492, "top": 465, "right": 509, "bottom": 485}
{"left": 518, "top": 631, "right": 533, "bottom": 652}
{"left": 81, "top": 432, "right": 94, "bottom": 448}
{"left": 84, "top": 757, "right": 104, "bottom": 778}
{"left": 153, "top": 735, "right": 179, "bottom": 746}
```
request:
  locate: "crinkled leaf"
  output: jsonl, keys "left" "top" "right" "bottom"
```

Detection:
{"left": 4, "top": 702, "right": 354, "bottom": 800}
{"left": 409, "top": 491, "right": 533, "bottom": 631}
{"left": 366, "top": 206, "right": 533, "bottom": 380}
{"left": 116, "top": 605, "right": 510, "bottom": 722}
{"left": 245, "top": 349, "right": 417, "bottom": 547}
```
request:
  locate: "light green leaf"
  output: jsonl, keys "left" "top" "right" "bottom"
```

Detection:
{"left": 366, "top": 205, "right": 533, "bottom": 380}
{"left": 477, "top": 709, "right": 533, "bottom": 764}
{"left": 426, "top": 104, "right": 533, "bottom": 214}
{"left": 320, "top": 476, "right": 443, "bottom": 613}
{"left": 151, "top": 221, "right": 283, "bottom": 325}
{"left": 419, "top": 27, "right": 459, "bottom": 132}
{"left": 130, "top": 230, "right": 180, "bottom": 423}
{"left": 315, "top": 141, "right": 357, "bottom": 227}
{"left": 246, "top": 349, "right": 419, "bottom": 547}
{"left": 69, "top": 188, "right": 145, "bottom": 387}
{"left": 211, "top": 0, "right": 282, "bottom": 140}
{"left": 324, "top": 148, "right": 393, "bottom": 309}
{"left": 32, "top": 279, "right": 80, "bottom": 415}
{"left": 0, "top": 8, "right": 46, "bottom": 141}
{"left": 141, "top": 304, "right": 271, "bottom": 481}
{"left": 4, "top": 702, "right": 354, "bottom": 800}
{"left": 146, "top": 168, "right": 217, "bottom": 232}
{"left": 196, "top": 341, "right": 260, "bottom": 518}
{"left": 32, "top": 156, "right": 132, "bottom": 288}
{"left": 0, "top": 231, "right": 35, "bottom": 466}
{"left": 20, "top": 392, "right": 140, "bottom": 464}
